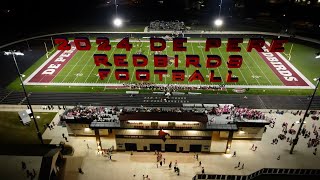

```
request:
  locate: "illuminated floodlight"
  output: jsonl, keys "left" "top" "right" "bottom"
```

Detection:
{"left": 113, "top": 18, "right": 123, "bottom": 27}
{"left": 214, "top": 19, "right": 223, "bottom": 27}
{"left": 316, "top": 54, "right": 320, "bottom": 59}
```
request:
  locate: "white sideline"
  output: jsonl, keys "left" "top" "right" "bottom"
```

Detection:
{"left": 24, "top": 82, "right": 314, "bottom": 89}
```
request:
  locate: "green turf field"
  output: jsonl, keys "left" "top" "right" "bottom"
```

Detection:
{"left": 49, "top": 41, "right": 284, "bottom": 85}
{"left": 7, "top": 37, "right": 320, "bottom": 95}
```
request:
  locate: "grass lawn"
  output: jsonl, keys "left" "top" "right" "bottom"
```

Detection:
{"left": 0, "top": 111, "right": 57, "bottom": 144}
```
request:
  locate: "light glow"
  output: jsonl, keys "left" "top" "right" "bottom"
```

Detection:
{"left": 113, "top": 18, "right": 123, "bottom": 27}
{"left": 214, "top": 19, "right": 223, "bottom": 27}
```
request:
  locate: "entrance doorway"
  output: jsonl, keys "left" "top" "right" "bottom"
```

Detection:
{"left": 165, "top": 144, "right": 177, "bottom": 152}
{"left": 150, "top": 144, "right": 161, "bottom": 151}
{"left": 125, "top": 143, "right": 137, "bottom": 151}
{"left": 190, "top": 145, "right": 202, "bottom": 152}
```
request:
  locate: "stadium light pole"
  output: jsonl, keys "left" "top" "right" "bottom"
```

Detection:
{"left": 289, "top": 77, "right": 320, "bottom": 154}
{"left": 4, "top": 50, "right": 44, "bottom": 145}
{"left": 115, "top": 0, "right": 118, "bottom": 16}
{"left": 218, "top": 0, "right": 223, "bottom": 17}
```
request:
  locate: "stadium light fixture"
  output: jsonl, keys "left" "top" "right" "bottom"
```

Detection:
{"left": 3, "top": 50, "right": 44, "bottom": 145}
{"left": 290, "top": 77, "right": 320, "bottom": 154}
{"left": 113, "top": 17, "right": 123, "bottom": 27}
{"left": 316, "top": 53, "right": 320, "bottom": 59}
{"left": 214, "top": 19, "right": 223, "bottom": 27}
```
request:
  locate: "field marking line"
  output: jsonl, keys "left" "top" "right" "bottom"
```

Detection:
{"left": 61, "top": 50, "right": 89, "bottom": 83}
{"left": 128, "top": 45, "right": 136, "bottom": 83}
{"left": 23, "top": 50, "right": 61, "bottom": 84}
{"left": 106, "top": 44, "right": 121, "bottom": 84}
{"left": 24, "top": 82, "right": 314, "bottom": 89}
{"left": 184, "top": 45, "right": 192, "bottom": 85}
{"left": 265, "top": 42, "right": 315, "bottom": 88}
{"left": 221, "top": 44, "right": 259, "bottom": 85}
{"left": 197, "top": 42, "right": 221, "bottom": 85}
{"left": 215, "top": 47, "right": 229, "bottom": 85}
{"left": 240, "top": 43, "right": 272, "bottom": 85}
{"left": 73, "top": 45, "right": 98, "bottom": 83}
{"left": 223, "top": 44, "right": 249, "bottom": 85}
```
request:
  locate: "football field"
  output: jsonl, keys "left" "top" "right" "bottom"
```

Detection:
{"left": 23, "top": 39, "right": 314, "bottom": 89}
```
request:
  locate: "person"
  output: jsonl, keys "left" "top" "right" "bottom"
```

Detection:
{"left": 235, "top": 162, "right": 240, "bottom": 168}
{"left": 201, "top": 167, "right": 205, "bottom": 174}
{"left": 277, "top": 155, "right": 280, "bottom": 160}
{"left": 78, "top": 168, "right": 84, "bottom": 174}
{"left": 240, "top": 163, "right": 244, "bottom": 170}
{"left": 199, "top": 161, "right": 202, "bottom": 167}
{"left": 21, "top": 161, "right": 26, "bottom": 169}
{"left": 232, "top": 151, "right": 236, "bottom": 157}
{"left": 169, "top": 161, "right": 172, "bottom": 169}
{"left": 251, "top": 144, "right": 254, "bottom": 150}
{"left": 163, "top": 158, "right": 165, "bottom": 164}
{"left": 160, "top": 161, "right": 162, "bottom": 166}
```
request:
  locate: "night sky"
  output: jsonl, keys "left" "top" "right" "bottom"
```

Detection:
{"left": 0, "top": 0, "right": 319, "bottom": 43}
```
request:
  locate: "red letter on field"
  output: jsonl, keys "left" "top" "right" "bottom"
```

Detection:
{"left": 206, "top": 55, "right": 222, "bottom": 68}
{"left": 154, "top": 55, "right": 168, "bottom": 67}
{"left": 247, "top": 38, "right": 265, "bottom": 52}
{"left": 227, "top": 55, "right": 243, "bottom": 68}
{"left": 94, "top": 54, "right": 112, "bottom": 66}
{"left": 205, "top": 38, "right": 221, "bottom": 51}
{"left": 96, "top": 37, "right": 111, "bottom": 51}
{"left": 115, "top": 69, "right": 129, "bottom": 81}
{"left": 188, "top": 70, "right": 204, "bottom": 82}
{"left": 186, "top": 55, "right": 201, "bottom": 68}
{"left": 54, "top": 38, "right": 71, "bottom": 50}
{"left": 98, "top": 69, "right": 111, "bottom": 80}
{"left": 114, "top": 54, "right": 128, "bottom": 67}
{"left": 226, "top": 70, "right": 238, "bottom": 82}
{"left": 133, "top": 54, "right": 148, "bottom": 67}
{"left": 150, "top": 38, "right": 166, "bottom": 51}
{"left": 209, "top": 70, "right": 222, "bottom": 82}
{"left": 172, "top": 70, "right": 185, "bottom": 82}
{"left": 74, "top": 37, "right": 91, "bottom": 50}
{"left": 227, "top": 38, "right": 243, "bottom": 52}
{"left": 136, "top": 69, "right": 150, "bottom": 81}
{"left": 173, "top": 38, "right": 187, "bottom": 51}
{"left": 154, "top": 70, "right": 168, "bottom": 81}
{"left": 268, "top": 39, "right": 288, "bottom": 52}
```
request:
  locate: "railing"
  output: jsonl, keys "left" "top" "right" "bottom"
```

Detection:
{"left": 193, "top": 168, "right": 320, "bottom": 180}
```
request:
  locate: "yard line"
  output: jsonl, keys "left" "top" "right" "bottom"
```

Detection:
{"left": 129, "top": 43, "right": 138, "bottom": 83}
{"left": 85, "top": 43, "right": 117, "bottom": 83}
{"left": 61, "top": 51, "right": 89, "bottom": 83}
{"left": 217, "top": 44, "right": 254, "bottom": 85}
{"left": 106, "top": 45, "right": 121, "bottom": 84}
{"left": 184, "top": 47, "right": 191, "bottom": 85}
{"left": 197, "top": 42, "right": 223, "bottom": 85}
{"left": 240, "top": 43, "right": 272, "bottom": 85}
{"left": 73, "top": 46, "right": 98, "bottom": 83}
{"left": 210, "top": 47, "right": 229, "bottom": 85}
{"left": 103, "top": 47, "right": 125, "bottom": 84}
{"left": 222, "top": 44, "right": 249, "bottom": 85}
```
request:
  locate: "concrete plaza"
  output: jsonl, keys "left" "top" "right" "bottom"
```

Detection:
{"left": 1, "top": 105, "right": 320, "bottom": 180}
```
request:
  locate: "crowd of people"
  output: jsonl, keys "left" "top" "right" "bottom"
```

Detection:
{"left": 148, "top": 20, "right": 186, "bottom": 31}
{"left": 209, "top": 105, "right": 267, "bottom": 120}
{"left": 123, "top": 83, "right": 226, "bottom": 92}
{"left": 62, "top": 106, "right": 120, "bottom": 122}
